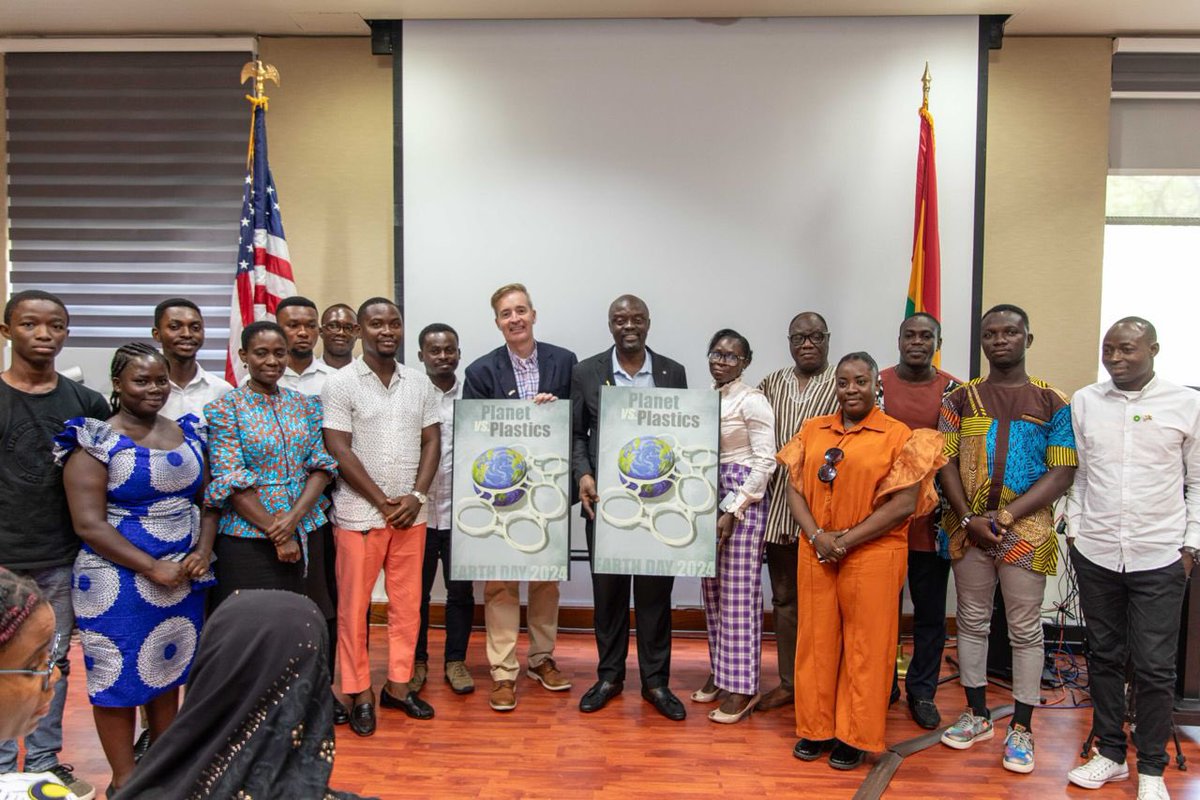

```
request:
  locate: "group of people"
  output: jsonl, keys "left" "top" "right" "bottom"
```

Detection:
{"left": 0, "top": 282, "right": 1195, "bottom": 800}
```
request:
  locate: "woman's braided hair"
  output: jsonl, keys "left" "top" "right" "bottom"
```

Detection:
{"left": 0, "top": 567, "right": 44, "bottom": 649}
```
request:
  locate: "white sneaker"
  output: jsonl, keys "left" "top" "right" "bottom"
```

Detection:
{"left": 1137, "top": 775, "right": 1170, "bottom": 800}
{"left": 1067, "top": 753, "right": 1130, "bottom": 789}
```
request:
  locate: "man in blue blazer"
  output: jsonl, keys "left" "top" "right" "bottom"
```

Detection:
{"left": 462, "top": 283, "right": 578, "bottom": 712}
{"left": 570, "top": 294, "right": 688, "bottom": 721}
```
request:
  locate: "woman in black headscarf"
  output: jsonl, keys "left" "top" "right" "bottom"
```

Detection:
{"left": 116, "top": 590, "right": 374, "bottom": 800}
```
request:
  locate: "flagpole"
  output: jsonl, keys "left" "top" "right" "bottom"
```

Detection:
{"left": 898, "top": 62, "right": 936, "bottom": 684}
{"left": 226, "top": 59, "right": 286, "bottom": 385}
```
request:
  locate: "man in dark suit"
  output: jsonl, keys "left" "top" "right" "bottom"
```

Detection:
{"left": 570, "top": 294, "right": 687, "bottom": 721}
{"left": 462, "top": 283, "right": 578, "bottom": 713}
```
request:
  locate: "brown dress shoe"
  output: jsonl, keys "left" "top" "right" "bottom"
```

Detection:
{"left": 757, "top": 684, "right": 795, "bottom": 711}
{"left": 490, "top": 679, "right": 517, "bottom": 712}
{"left": 527, "top": 658, "right": 572, "bottom": 691}
{"left": 408, "top": 660, "right": 428, "bottom": 693}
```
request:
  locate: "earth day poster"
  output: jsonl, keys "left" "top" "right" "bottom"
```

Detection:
{"left": 449, "top": 399, "right": 571, "bottom": 581}
{"left": 593, "top": 386, "right": 719, "bottom": 577}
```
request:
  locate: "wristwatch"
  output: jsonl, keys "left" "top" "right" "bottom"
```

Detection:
{"left": 1182, "top": 546, "right": 1199, "bottom": 560}
{"left": 410, "top": 490, "right": 428, "bottom": 505}
{"left": 807, "top": 528, "right": 825, "bottom": 545}
{"left": 996, "top": 509, "right": 1015, "bottom": 528}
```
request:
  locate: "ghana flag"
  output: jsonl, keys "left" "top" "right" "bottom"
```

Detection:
{"left": 905, "top": 102, "right": 940, "bottom": 325}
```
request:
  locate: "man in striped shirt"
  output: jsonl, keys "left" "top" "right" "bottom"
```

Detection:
{"left": 755, "top": 311, "right": 839, "bottom": 711}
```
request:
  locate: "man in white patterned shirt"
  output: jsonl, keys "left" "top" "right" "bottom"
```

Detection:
{"left": 1066, "top": 318, "right": 1199, "bottom": 800}
{"left": 463, "top": 283, "right": 577, "bottom": 712}
{"left": 322, "top": 297, "right": 441, "bottom": 735}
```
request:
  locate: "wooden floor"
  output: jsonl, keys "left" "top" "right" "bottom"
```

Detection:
{"left": 53, "top": 627, "right": 1200, "bottom": 799}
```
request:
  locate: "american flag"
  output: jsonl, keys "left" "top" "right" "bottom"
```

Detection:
{"left": 225, "top": 102, "right": 297, "bottom": 385}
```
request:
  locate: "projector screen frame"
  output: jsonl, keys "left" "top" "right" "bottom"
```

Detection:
{"left": 375, "top": 12, "right": 1007, "bottom": 569}
{"left": 375, "top": 14, "right": 1007, "bottom": 377}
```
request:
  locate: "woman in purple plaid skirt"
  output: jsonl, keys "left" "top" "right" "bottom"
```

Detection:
{"left": 694, "top": 329, "right": 777, "bottom": 724}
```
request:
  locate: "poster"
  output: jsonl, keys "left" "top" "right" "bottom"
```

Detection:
{"left": 449, "top": 399, "right": 571, "bottom": 582}
{"left": 593, "top": 387, "right": 719, "bottom": 577}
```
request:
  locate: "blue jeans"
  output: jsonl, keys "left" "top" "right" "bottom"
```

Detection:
{"left": 0, "top": 564, "right": 73, "bottom": 772}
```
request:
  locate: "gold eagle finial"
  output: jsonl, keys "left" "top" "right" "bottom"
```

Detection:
{"left": 241, "top": 60, "right": 280, "bottom": 102}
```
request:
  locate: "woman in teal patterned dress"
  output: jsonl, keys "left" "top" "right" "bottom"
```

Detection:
{"left": 204, "top": 321, "right": 337, "bottom": 607}
{"left": 57, "top": 342, "right": 217, "bottom": 793}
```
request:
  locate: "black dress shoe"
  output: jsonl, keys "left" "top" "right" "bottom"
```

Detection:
{"left": 349, "top": 702, "right": 376, "bottom": 737}
{"left": 907, "top": 696, "right": 941, "bottom": 730}
{"left": 133, "top": 729, "right": 152, "bottom": 762}
{"left": 829, "top": 741, "right": 865, "bottom": 770}
{"left": 579, "top": 680, "right": 624, "bottom": 713}
{"left": 792, "top": 738, "right": 834, "bottom": 761}
{"left": 641, "top": 686, "right": 686, "bottom": 721}
{"left": 332, "top": 694, "right": 350, "bottom": 726}
{"left": 380, "top": 687, "right": 435, "bottom": 720}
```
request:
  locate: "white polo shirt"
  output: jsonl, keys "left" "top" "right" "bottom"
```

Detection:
{"left": 426, "top": 378, "right": 461, "bottom": 531}
{"left": 162, "top": 363, "right": 233, "bottom": 423}
{"left": 279, "top": 357, "right": 338, "bottom": 398}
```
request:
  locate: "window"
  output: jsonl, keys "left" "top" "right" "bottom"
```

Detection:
{"left": 5, "top": 50, "right": 250, "bottom": 371}
{"left": 1102, "top": 176, "right": 1200, "bottom": 386}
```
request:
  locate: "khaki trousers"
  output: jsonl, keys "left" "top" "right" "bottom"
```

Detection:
{"left": 484, "top": 580, "right": 559, "bottom": 681}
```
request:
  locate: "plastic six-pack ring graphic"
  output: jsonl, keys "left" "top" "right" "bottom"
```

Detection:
{"left": 453, "top": 444, "right": 568, "bottom": 554}
{"left": 599, "top": 434, "right": 718, "bottom": 547}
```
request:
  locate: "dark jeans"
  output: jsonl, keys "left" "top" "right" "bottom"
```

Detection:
{"left": 765, "top": 540, "right": 798, "bottom": 691}
{"left": 1071, "top": 546, "right": 1188, "bottom": 777}
{"left": 415, "top": 528, "right": 475, "bottom": 664}
{"left": 586, "top": 520, "right": 674, "bottom": 688}
{"left": 905, "top": 550, "right": 951, "bottom": 700}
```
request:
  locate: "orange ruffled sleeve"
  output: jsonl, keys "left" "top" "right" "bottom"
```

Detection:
{"left": 873, "top": 428, "right": 947, "bottom": 516}
{"left": 775, "top": 428, "right": 807, "bottom": 495}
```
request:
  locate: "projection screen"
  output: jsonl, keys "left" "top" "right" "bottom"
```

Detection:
{"left": 400, "top": 16, "right": 982, "bottom": 606}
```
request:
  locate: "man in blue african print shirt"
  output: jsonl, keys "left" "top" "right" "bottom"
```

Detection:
{"left": 936, "top": 304, "right": 1076, "bottom": 776}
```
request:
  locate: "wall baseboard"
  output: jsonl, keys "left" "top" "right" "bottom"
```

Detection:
{"left": 369, "top": 602, "right": 958, "bottom": 637}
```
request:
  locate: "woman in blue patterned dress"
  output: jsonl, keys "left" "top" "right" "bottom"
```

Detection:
{"left": 204, "top": 321, "right": 337, "bottom": 608}
{"left": 57, "top": 342, "right": 217, "bottom": 793}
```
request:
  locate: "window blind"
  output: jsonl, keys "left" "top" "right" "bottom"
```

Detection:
{"left": 5, "top": 50, "right": 251, "bottom": 371}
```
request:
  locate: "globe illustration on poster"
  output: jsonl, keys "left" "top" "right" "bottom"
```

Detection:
{"left": 471, "top": 447, "right": 529, "bottom": 507}
{"left": 617, "top": 436, "right": 677, "bottom": 498}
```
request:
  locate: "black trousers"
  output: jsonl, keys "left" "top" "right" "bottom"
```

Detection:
{"left": 415, "top": 528, "right": 476, "bottom": 664}
{"left": 302, "top": 523, "right": 339, "bottom": 675}
{"left": 905, "top": 550, "right": 952, "bottom": 700}
{"left": 1071, "top": 546, "right": 1187, "bottom": 776}
{"left": 586, "top": 520, "right": 674, "bottom": 688}
{"left": 209, "top": 535, "right": 304, "bottom": 610}
{"left": 765, "top": 540, "right": 799, "bottom": 692}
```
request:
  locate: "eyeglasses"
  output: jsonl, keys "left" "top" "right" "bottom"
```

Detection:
{"left": 707, "top": 351, "right": 746, "bottom": 365}
{"left": 321, "top": 322, "right": 356, "bottom": 334}
{"left": 0, "top": 632, "right": 62, "bottom": 691}
{"left": 818, "top": 447, "right": 844, "bottom": 483}
{"left": 788, "top": 332, "right": 829, "bottom": 347}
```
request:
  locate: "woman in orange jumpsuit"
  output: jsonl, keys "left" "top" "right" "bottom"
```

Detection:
{"left": 776, "top": 351, "right": 944, "bottom": 770}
